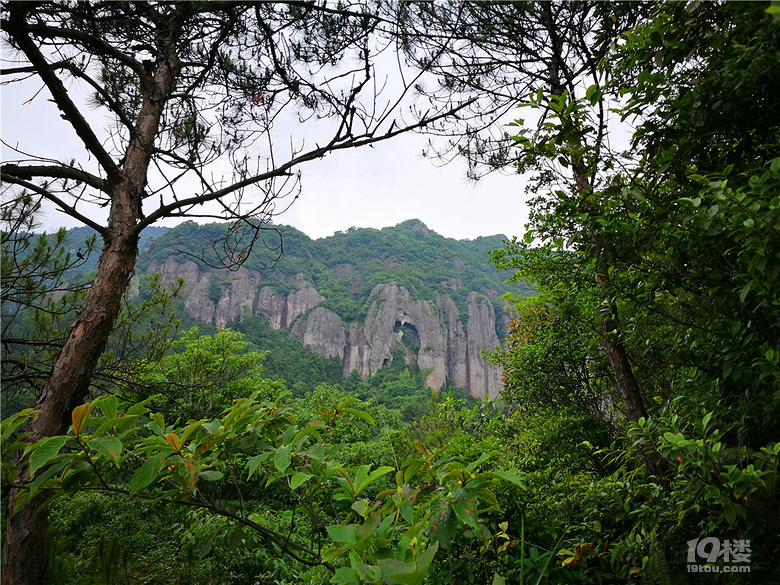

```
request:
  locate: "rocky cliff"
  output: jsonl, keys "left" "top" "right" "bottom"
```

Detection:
{"left": 144, "top": 259, "right": 504, "bottom": 399}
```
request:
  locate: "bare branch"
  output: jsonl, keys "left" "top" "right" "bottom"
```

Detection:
{"left": 0, "top": 174, "right": 106, "bottom": 235}
{"left": 2, "top": 9, "right": 122, "bottom": 181}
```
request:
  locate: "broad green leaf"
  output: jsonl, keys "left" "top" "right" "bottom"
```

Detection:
{"left": 1, "top": 408, "right": 35, "bottom": 443}
{"left": 429, "top": 500, "right": 458, "bottom": 550}
{"left": 198, "top": 470, "right": 223, "bottom": 481}
{"left": 327, "top": 523, "right": 359, "bottom": 544}
{"left": 149, "top": 413, "right": 165, "bottom": 435}
{"left": 72, "top": 403, "right": 91, "bottom": 437}
{"left": 94, "top": 414, "right": 140, "bottom": 437}
{"left": 352, "top": 465, "right": 369, "bottom": 493}
{"left": 356, "top": 512, "right": 382, "bottom": 540}
{"left": 130, "top": 452, "right": 169, "bottom": 494}
{"left": 416, "top": 542, "right": 439, "bottom": 573}
{"left": 291, "top": 425, "right": 320, "bottom": 447}
{"left": 356, "top": 465, "right": 393, "bottom": 497}
{"left": 342, "top": 407, "right": 374, "bottom": 425}
{"left": 702, "top": 411, "right": 714, "bottom": 431}
{"left": 452, "top": 489, "right": 479, "bottom": 529}
{"left": 465, "top": 451, "right": 491, "bottom": 473}
{"left": 247, "top": 454, "right": 267, "bottom": 479}
{"left": 351, "top": 499, "right": 369, "bottom": 518}
{"left": 126, "top": 400, "right": 150, "bottom": 417}
{"left": 376, "top": 558, "right": 413, "bottom": 579}
{"left": 724, "top": 502, "right": 737, "bottom": 525}
{"left": 739, "top": 281, "right": 753, "bottom": 303}
{"left": 290, "top": 471, "right": 312, "bottom": 490}
{"left": 88, "top": 436, "right": 123, "bottom": 466}
{"left": 180, "top": 420, "right": 206, "bottom": 444}
{"left": 332, "top": 567, "right": 360, "bottom": 585}
{"left": 201, "top": 420, "right": 221, "bottom": 435}
{"left": 28, "top": 436, "right": 69, "bottom": 475}
{"left": 491, "top": 470, "right": 523, "bottom": 486}
{"left": 27, "top": 459, "right": 70, "bottom": 495}
{"left": 274, "top": 445, "right": 292, "bottom": 473}
{"left": 95, "top": 394, "right": 118, "bottom": 420}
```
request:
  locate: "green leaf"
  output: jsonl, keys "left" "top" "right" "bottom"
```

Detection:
{"left": 198, "top": 470, "right": 223, "bottom": 481}
{"left": 342, "top": 407, "right": 374, "bottom": 425}
{"left": 274, "top": 445, "right": 292, "bottom": 473}
{"left": 130, "top": 452, "right": 169, "bottom": 494}
{"left": 376, "top": 558, "right": 413, "bottom": 581}
{"left": 739, "top": 281, "right": 753, "bottom": 303}
{"left": 416, "top": 541, "right": 439, "bottom": 573}
{"left": 585, "top": 84, "right": 601, "bottom": 105}
{"left": 332, "top": 567, "right": 360, "bottom": 585}
{"left": 28, "top": 436, "right": 69, "bottom": 476}
{"left": 452, "top": 489, "right": 479, "bottom": 529}
{"left": 126, "top": 400, "right": 151, "bottom": 417}
{"left": 88, "top": 436, "right": 123, "bottom": 466}
{"left": 246, "top": 454, "right": 268, "bottom": 480}
{"left": 429, "top": 500, "right": 458, "bottom": 549}
{"left": 180, "top": 420, "right": 205, "bottom": 445}
{"left": 724, "top": 502, "right": 737, "bottom": 525}
{"left": 355, "top": 465, "right": 394, "bottom": 497}
{"left": 356, "top": 512, "right": 382, "bottom": 540}
{"left": 95, "top": 395, "right": 118, "bottom": 420}
{"left": 492, "top": 573, "right": 506, "bottom": 585}
{"left": 290, "top": 471, "right": 312, "bottom": 490}
{"left": 701, "top": 411, "right": 714, "bottom": 431}
{"left": 351, "top": 499, "right": 369, "bottom": 518}
{"left": 491, "top": 470, "right": 523, "bottom": 486}
{"left": 1, "top": 408, "right": 35, "bottom": 443}
{"left": 149, "top": 413, "right": 165, "bottom": 434}
{"left": 465, "top": 451, "right": 491, "bottom": 473}
{"left": 327, "top": 523, "right": 359, "bottom": 544}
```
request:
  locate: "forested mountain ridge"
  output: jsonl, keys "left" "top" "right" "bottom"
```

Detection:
{"left": 124, "top": 219, "right": 519, "bottom": 398}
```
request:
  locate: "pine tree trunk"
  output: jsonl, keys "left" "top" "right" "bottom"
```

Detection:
{"left": 2, "top": 27, "right": 179, "bottom": 581}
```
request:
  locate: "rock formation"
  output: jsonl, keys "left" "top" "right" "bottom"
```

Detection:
{"left": 146, "top": 258, "right": 503, "bottom": 399}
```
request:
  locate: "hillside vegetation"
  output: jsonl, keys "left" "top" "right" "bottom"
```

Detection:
{"left": 139, "top": 219, "right": 517, "bottom": 323}
{"left": 2, "top": 3, "right": 779, "bottom": 585}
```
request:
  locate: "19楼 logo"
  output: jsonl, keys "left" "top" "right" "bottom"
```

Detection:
{"left": 687, "top": 537, "right": 751, "bottom": 573}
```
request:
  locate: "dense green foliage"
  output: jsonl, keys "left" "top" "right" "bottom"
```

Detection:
{"left": 486, "top": 1, "right": 780, "bottom": 581}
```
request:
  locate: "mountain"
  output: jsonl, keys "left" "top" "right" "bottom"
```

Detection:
{"left": 129, "top": 219, "right": 522, "bottom": 399}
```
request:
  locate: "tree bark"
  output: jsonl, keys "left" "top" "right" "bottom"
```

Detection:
{"left": 2, "top": 13, "right": 179, "bottom": 582}
{"left": 572, "top": 162, "right": 663, "bottom": 478}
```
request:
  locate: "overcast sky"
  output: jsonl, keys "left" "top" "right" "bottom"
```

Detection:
{"left": 1, "top": 63, "right": 531, "bottom": 243}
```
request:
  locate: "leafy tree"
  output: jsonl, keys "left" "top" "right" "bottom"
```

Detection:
{"left": 401, "top": 2, "right": 657, "bottom": 433}
{"left": 1, "top": 196, "right": 95, "bottom": 413}
{"left": 1, "top": 387, "right": 523, "bottom": 584}
{"left": 487, "top": 1, "right": 780, "bottom": 579}
{"left": 0, "top": 2, "right": 479, "bottom": 579}
{"left": 133, "top": 327, "right": 275, "bottom": 419}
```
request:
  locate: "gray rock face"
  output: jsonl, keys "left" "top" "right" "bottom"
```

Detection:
{"left": 290, "top": 307, "right": 346, "bottom": 359}
{"left": 337, "top": 283, "right": 502, "bottom": 398}
{"left": 464, "top": 292, "right": 503, "bottom": 399}
{"left": 214, "top": 268, "right": 259, "bottom": 328}
{"left": 145, "top": 259, "right": 502, "bottom": 398}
